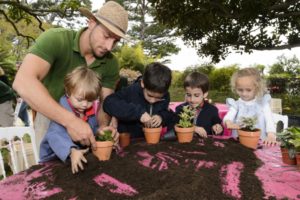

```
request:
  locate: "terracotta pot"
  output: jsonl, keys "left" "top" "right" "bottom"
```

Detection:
{"left": 175, "top": 126, "right": 195, "bottom": 143}
{"left": 92, "top": 141, "right": 114, "bottom": 161}
{"left": 237, "top": 129, "right": 261, "bottom": 149}
{"left": 296, "top": 153, "right": 300, "bottom": 169}
{"left": 280, "top": 148, "right": 296, "bottom": 165}
{"left": 143, "top": 127, "right": 162, "bottom": 144}
{"left": 119, "top": 132, "right": 130, "bottom": 148}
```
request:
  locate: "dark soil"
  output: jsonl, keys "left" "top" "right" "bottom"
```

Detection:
{"left": 25, "top": 137, "right": 268, "bottom": 200}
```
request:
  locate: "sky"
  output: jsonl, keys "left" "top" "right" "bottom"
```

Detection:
{"left": 91, "top": 0, "right": 300, "bottom": 71}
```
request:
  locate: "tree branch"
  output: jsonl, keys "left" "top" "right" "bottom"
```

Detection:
{"left": 0, "top": 9, "right": 34, "bottom": 47}
{"left": 254, "top": 43, "right": 300, "bottom": 51}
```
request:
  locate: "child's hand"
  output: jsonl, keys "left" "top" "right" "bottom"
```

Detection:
{"left": 225, "top": 121, "right": 240, "bottom": 130}
{"left": 110, "top": 117, "right": 118, "bottom": 130}
{"left": 212, "top": 124, "right": 223, "bottom": 135}
{"left": 195, "top": 126, "right": 207, "bottom": 138}
{"left": 263, "top": 132, "right": 278, "bottom": 147}
{"left": 151, "top": 115, "right": 162, "bottom": 127}
{"left": 141, "top": 112, "right": 152, "bottom": 127}
{"left": 70, "top": 148, "right": 89, "bottom": 174}
{"left": 99, "top": 126, "right": 119, "bottom": 146}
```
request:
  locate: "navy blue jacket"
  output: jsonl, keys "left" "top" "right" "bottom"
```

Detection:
{"left": 176, "top": 102, "right": 222, "bottom": 135}
{"left": 103, "top": 81, "right": 173, "bottom": 138}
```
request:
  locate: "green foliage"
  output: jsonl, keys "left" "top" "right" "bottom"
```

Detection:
{"left": 239, "top": 116, "right": 258, "bottom": 132}
{"left": 0, "top": 48, "right": 16, "bottom": 84}
{"left": 0, "top": 0, "right": 91, "bottom": 41}
{"left": 124, "top": 0, "right": 180, "bottom": 58}
{"left": 148, "top": 0, "right": 300, "bottom": 62}
{"left": 95, "top": 130, "right": 114, "bottom": 142}
{"left": 277, "top": 127, "right": 297, "bottom": 158}
{"left": 209, "top": 65, "right": 238, "bottom": 91}
{"left": 115, "top": 43, "right": 156, "bottom": 73}
{"left": 169, "top": 86, "right": 185, "bottom": 102}
{"left": 289, "top": 127, "right": 300, "bottom": 152}
{"left": 177, "top": 105, "right": 195, "bottom": 128}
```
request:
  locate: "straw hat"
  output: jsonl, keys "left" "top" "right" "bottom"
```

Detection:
{"left": 79, "top": 1, "right": 128, "bottom": 40}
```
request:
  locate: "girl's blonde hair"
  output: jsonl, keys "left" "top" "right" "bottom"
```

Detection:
{"left": 230, "top": 67, "right": 266, "bottom": 99}
{"left": 64, "top": 66, "right": 102, "bottom": 101}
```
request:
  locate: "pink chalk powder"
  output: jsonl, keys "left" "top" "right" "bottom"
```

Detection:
{"left": 137, "top": 151, "right": 180, "bottom": 171}
{"left": 255, "top": 146, "right": 300, "bottom": 199}
{"left": 220, "top": 162, "right": 244, "bottom": 199}
{"left": 94, "top": 173, "right": 138, "bottom": 196}
{"left": 0, "top": 163, "right": 62, "bottom": 199}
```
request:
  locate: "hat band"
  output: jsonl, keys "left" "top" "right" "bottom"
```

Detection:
{"left": 96, "top": 15, "right": 125, "bottom": 35}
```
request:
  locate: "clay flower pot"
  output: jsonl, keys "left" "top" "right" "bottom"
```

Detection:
{"left": 119, "top": 132, "right": 130, "bottom": 148}
{"left": 175, "top": 125, "right": 195, "bottom": 143}
{"left": 93, "top": 141, "right": 114, "bottom": 161}
{"left": 143, "top": 127, "right": 162, "bottom": 144}
{"left": 237, "top": 129, "right": 261, "bottom": 149}
{"left": 280, "top": 148, "right": 297, "bottom": 165}
{"left": 296, "top": 153, "right": 300, "bottom": 168}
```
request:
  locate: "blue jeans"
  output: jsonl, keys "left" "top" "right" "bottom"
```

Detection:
{"left": 18, "top": 101, "right": 29, "bottom": 126}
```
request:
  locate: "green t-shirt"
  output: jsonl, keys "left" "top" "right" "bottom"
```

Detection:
{"left": 29, "top": 28, "right": 120, "bottom": 101}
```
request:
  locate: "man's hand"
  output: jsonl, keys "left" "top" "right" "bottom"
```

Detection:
{"left": 225, "top": 121, "right": 240, "bottom": 130}
{"left": 151, "top": 115, "right": 162, "bottom": 128}
{"left": 263, "top": 132, "right": 278, "bottom": 147}
{"left": 195, "top": 126, "right": 207, "bottom": 138}
{"left": 70, "top": 148, "right": 89, "bottom": 174}
{"left": 212, "top": 124, "right": 223, "bottom": 135}
{"left": 65, "top": 116, "right": 96, "bottom": 148}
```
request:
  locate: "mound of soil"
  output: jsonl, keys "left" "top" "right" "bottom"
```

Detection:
{"left": 26, "top": 137, "right": 268, "bottom": 199}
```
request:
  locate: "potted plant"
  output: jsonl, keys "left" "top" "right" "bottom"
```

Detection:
{"left": 277, "top": 127, "right": 297, "bottom": 165}
{"left": 93, "top": 130, "right": 114, "bottom": 161}
{"left": 237, "top": 116, "right": 261, "bottom": 149}
{"left": 143, "top": 125, "right": 162, "bottom": 144}
{"left": 174, "top": 105, "right": 195, "bottom": 143}
{"left": 288, "top": 126, "right": 300, "bottom": 167}
{"left": 119, "top": 132, "right": 131, "bottom": 148}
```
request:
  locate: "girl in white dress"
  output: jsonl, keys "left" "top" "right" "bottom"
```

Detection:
{"left": 223, "top": 67, "right": 277, "bottom": 146}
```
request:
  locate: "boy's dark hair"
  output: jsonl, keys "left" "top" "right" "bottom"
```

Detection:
{"left": 143, "top": 62, "right": 172, "bottom": 93}
{"left": 184, "top": 72, "right": 209, "bottom": 93}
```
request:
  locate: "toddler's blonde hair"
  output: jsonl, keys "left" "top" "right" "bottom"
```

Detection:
{"left": 230, "top": 67, "right": 266, "bottom": 99}
{"left": 64, "top": 66, "right": 102, "bottom": 101}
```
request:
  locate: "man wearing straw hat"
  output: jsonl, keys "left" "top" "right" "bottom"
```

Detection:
{"left": 13, "top": 1, "right": 128, "bottom": 155}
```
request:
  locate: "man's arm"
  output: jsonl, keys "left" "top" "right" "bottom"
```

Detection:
{"left": 98, "top": 87, "right": 114, "bottom": 129}
{"left": 13, "top": 54, "right": 95, "bottom": 146}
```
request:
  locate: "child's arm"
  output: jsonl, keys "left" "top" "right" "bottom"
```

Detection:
{"left": 262, "top": 94, "right": 277, "bottom": 146}
{"left": 224, "top": 120, "right": 240, "bottom": 130}
{"left": 103, "top": 87, "right": 147, "bottom": 121}
{"left": 70, "top": 148, "right": 89, "bottom": 174}
{"left": 223, "top": 98, "right": 239, "bottom": 130}
{"left": 41, "top": 122, "right": 80, "bottom": 162}
{"left": 211, "top": 105, "right": 224, "bottom": 135}
{"left": 195, "top": 126, "right": 208, "bottom": 138}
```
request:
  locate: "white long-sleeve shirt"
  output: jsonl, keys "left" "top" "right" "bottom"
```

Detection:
{"left": 223, "top": 94, "right": 276, "bottom": 139}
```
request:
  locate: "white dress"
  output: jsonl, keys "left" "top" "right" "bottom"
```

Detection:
{"left": 223, "top": 94, "right": 276, "bottom": 139}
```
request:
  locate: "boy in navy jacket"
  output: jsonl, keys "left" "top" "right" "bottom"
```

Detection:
{"left": 176, "top": 72, "right": 223, "bottom": 137}
{"left": 103, "top": 62, "right": 173, "bottom": 138}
